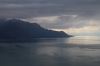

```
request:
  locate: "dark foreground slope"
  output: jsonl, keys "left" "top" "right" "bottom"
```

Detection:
{"left": 0, "top": 19, "right": 72, "bottom": 39}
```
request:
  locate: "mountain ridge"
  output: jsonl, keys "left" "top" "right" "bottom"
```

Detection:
{"left": 0, "top": 19, "right": 72, "bottom": 39}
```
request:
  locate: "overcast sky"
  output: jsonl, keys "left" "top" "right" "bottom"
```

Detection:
{"left": 0, "top": 0, "right": 100, "bottom": 36}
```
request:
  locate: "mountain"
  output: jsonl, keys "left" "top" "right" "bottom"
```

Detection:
{"left": 0, "top": 19, "right": 72, "bottom": 39}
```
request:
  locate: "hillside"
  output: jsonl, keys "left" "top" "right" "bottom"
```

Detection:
{"left": 0, "top": 19, "right": 72, "bottom": 39}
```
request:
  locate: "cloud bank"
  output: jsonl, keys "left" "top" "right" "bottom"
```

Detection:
{"left": 0, "top": 0, "right": 100, "bottom": 35}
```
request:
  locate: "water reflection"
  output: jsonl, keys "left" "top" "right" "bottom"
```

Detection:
{"left": 66, "top": 36, "right": 100, "bottom": 44}
{"left": 0, "top": 36, "right": 100, "bottom": 66}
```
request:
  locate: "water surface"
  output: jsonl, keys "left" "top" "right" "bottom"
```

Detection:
{"left": 0, "top": 36, "right": 100, "bottom": 66}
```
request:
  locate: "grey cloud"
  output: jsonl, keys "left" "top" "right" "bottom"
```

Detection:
{"left": 0, "top": 0, "right": 100, "bottom": 19}
{"left": 0, "top": 0, "right": 100, "bottom": 29}
{"left": 35, "top": 16, "right": 79, "bottom": 29}
{"left": 35, "top": 15, "right": 100, "bottom": 29}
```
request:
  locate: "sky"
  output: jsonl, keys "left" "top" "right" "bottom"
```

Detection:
{"left": 0, "top": 0, "right": 100, "bottom": 36}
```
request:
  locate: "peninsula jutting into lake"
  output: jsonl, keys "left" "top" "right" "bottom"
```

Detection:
{"left": 0, "top": 19, "right": 72, "bottom": 39}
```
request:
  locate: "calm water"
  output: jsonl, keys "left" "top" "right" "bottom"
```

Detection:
{"left": 0, "top": 36, "right": 100, "bottom": 66}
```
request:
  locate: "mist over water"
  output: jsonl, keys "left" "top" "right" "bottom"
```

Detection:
{"left": 0, "top": 36, "right": 100, "bottom": 66}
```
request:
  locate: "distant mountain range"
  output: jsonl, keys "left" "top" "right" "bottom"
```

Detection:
{"left": 0, "top": 19, "right": 72, "bottom": 39}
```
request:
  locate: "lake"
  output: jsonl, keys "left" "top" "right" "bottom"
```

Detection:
{"left": 0, "top": 36, "right": 100, "bottom": 66}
